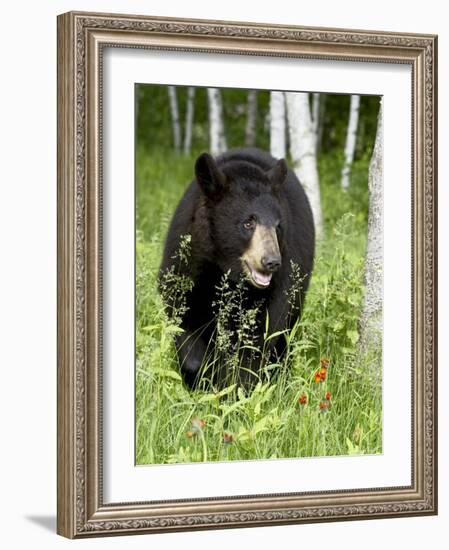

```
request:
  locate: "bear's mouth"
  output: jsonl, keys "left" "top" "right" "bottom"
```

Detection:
{"left": 243, "top": 261, "right": 272, "bottom": 289}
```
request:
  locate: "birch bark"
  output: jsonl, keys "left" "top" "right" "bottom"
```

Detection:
{"left": 245, "top": 90, "right": 258, "bottom": 147}
{"left": 285, "top": 91, "right": 323, "bottom": 238}
{"left": 183, "top": 87, "right": 195, "bottom": 155}
{"left": 167, "top": 86, "right": 181, "bottom": 153}
{"left": 269, "top": 91, "right": 286, "bottom": 159}
{"left": 341, "top": 94, "right": 361, "bottom": 189}
{"left": 359, "top": 100, "right": 383, "bottom": 354}
{"left": 207, "top": 88, "right": 227, "bottom": 155}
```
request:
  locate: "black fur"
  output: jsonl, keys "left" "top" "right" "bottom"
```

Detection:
{"left": 159, "top": 147, "right": 315, "bottom": 390}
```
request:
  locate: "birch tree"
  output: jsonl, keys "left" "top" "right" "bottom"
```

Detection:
{"left": 183, "top": 87, "right": 195, "bottom": 155}
{"left": 167, "top": 86, "right": 181, "bottom": 153}
{"left": 359, "top": 100, "right": 383, "bottom": 354}
{"left": 269, "top": 91, "right": 286, "bottom": 159}
{"left": 207, "top": 88, "right": 227, "bottom": 156}
{"left": 285, "top": 91, "right": 323, "bottom": 238}
{"left": 341, "top": 94, "right": 361, "bottom": 190}
{"left": 245, "top": 90, "right": 258, "bottom": 147}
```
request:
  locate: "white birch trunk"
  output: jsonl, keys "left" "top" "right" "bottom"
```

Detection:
{"left": 207, "top": 88, "right": 227, "bottom": 155}
{"left": 341, "top": 94, "right": 361, "bottom": 190}
{"left": 167, "top": 86, "right": 181, "bottom": 153}
{"left": 359, "top": 100, "right": 383, "bottom": 355}
{"left": 285, "top": 91, "right": 323, "bottom": 238}
{"left": 245, "top": 90, "right": 258, "bottom": 147}
{"left": 269, "top": 91, "right": 286, "bottom": 159}
{"left": 311, "top": 92, "right": 320, "bottom": 153}
{"left": 183, "top": 87, "right": 195, "bottom": 155}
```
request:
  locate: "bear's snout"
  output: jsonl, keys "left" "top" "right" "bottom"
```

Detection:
{"left": 261, "top": 255, "right": 282, "bottom": 273}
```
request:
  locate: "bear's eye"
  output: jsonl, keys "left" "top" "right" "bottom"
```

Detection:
{"left": 243, "top": 217, "right": 256, "bottom": 231}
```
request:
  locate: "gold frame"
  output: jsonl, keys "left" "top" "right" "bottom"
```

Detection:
{"left": 57, "top": 11, "right": 438, "bottom": 538}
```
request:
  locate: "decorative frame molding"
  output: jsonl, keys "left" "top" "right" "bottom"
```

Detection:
{"left": 57, "top": 11, "right": 438, "bottom": 538}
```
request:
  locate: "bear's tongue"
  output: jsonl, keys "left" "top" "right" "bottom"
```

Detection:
{"left": 251, "top": 267, "right": 272, "bottom": 287}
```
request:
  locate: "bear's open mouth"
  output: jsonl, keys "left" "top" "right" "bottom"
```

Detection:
{"left": 243, "top": 261, "right": 272, "bottom": 289}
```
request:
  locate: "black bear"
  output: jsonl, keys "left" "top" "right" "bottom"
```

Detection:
{"left": 159, "top": 147, "right": 315, "bottom": 390}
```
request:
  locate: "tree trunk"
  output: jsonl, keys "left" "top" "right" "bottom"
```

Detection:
{"left": 167, "top": 86, "right": 181, "bottom": 153}
{"left": 269, "top": 91, "right": 286, "bottom": 159}
{"left": 245, "top": 90, "right": 258, "bottom": 147}
{"left": 311, "top": 92, "right": 320, "bottom": 153}
{"left": 341, "top": 94, "right": 361, "bottom": 190}
{"left": 285, "top": 91, "right": 323, "bottom": 238}
{"left": 183, "top": 87, "right": 195, "bottom": 155}
{"left": 207, "top": 88, "right": 227, "bottom": 156}
{"left": 359, "top": 100, "right": 383, "bottom": 354}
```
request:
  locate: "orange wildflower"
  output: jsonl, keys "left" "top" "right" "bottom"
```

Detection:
{"left": 191, "top": 417, "right": 205, "bottom": 433}
{"left": 299, "top": 394, "right": 307, "bottom": 405}
{"left": 223, "top": 432, "right": 234, "bottom": 444}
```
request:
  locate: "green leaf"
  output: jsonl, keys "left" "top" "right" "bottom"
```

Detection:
{"left": 141, "top": 324, "right": 160, "bottom": 332}
{"left": 237, "top": 387, "right": 246, "bottom": 402}
{"left": 150, "top": 368, "right": 182, "bottom": 381}
{"left": 347, "top": 329, "right": 359, "bottom": 345}
{"left": 237, "top": 426, "right": 251, "bottom": 442}
{"left": 216, "top": 384, "right": 237, "bottom": 398}
{"left": 165, "top": 325, "right": 185, "bottom": 335}
{"left": 219, "top": 398, "right": 248, "bottom": 418}
{"left": 264, "top": 330, "right": 288, "bottom": 343}
{"left": 198, "top": 394, "right": 219, "bottom": 403}
{"left": 252, "top": 415, "right": 270, "bottom": 435}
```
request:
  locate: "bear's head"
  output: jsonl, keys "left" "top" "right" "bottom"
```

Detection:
{"left": 195, "top": 152, "right": 288, "bottom": 290}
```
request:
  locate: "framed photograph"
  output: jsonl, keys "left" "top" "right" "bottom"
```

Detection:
{"left": 57, "top": 11, "right": 438, "bottom": 538}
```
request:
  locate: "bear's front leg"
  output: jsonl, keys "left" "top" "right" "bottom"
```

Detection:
{"left": 266, "top": 288, "right": 291, "bottom": 362}
{"left": 175, "top": 330, "right": 208, "bottom": 389}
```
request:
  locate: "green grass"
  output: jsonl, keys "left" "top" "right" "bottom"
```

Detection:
{"left": 135, "top": 146, "right": 382, "bottom": 465}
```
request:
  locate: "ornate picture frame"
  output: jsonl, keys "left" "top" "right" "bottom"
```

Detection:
{"left": 57, "top": 11, "right": 437, "bottom": 538}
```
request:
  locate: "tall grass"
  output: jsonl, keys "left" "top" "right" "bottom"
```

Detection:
{"left": 135, "top": 147, "right": 382, "bottom": 465}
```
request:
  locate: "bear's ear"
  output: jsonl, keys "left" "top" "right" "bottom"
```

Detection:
{"left": 266, "top": 158, "right": 288, "bottom": 190}
{"left": 195, "top": 153, "right": 228, "bottom": 200}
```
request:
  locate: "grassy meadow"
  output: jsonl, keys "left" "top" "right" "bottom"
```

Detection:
{"left": 135, "top": 145, "right": 382, "bottom": 465}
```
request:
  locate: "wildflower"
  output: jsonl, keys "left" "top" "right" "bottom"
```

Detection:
{"left": 186, "top": 417, "right": 205, "bottom": 438}
{"left": 191, "top": 417, "right": 205, "bottom": 433}
{"left": 325, "top": 391, "right": 331, "bottom": 401}
{"left": 299, "top": 394, "right": 307, "bottom": 405}
{"left": 319, "top": 400, "right": 329, "bottom": 412}
{"left": 223, "top": 432, "right": 234, "bottom": 444}
{"left": 314, "top": 359, "right": 330, "bottom": 383}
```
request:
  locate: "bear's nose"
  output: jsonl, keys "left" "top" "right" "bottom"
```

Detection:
{"left": 261, "top": 255, "right": 282, "bottom": 273}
